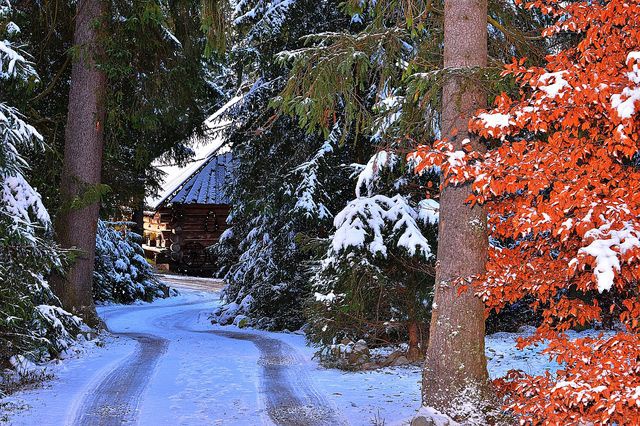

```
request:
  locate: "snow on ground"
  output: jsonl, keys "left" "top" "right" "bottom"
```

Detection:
{"left": 0, "top": 279, "right": 584, "bottom": 426}
{"left": 0, "top": 333, "right": 138, "bottom": 424}
{"left": 251, "top": 330, "right": 422, "bottom": 425}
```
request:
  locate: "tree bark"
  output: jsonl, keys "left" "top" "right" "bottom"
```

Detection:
{"left": 420, "top": 0, "right": 493, "bottom": 420}
{"left": 132, "top": 198, "right": 145, "bottom": 237}
{"left": 51, "top": 0, "right": 107, "bottom": 327}
{"left": 407, "top": 320, "right": 421, "bottom": 362}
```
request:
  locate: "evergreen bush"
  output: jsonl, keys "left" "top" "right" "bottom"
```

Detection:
{"left": 307, "top": 152, "right": 438, "bottom": 362}
{"left": 93, "top": 221, "right": 171, "bottom": 304}
{"left": 1, "top": 9, "right": 82, "bottom": 370}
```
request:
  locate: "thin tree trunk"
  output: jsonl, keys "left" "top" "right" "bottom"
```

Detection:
{"left": 132, "top": 198, "right": 145, "bottom": 237}
{"left": 407, "top": 320, "right": 421, "bottom": 362}
{"left": 418, "top": 0, "right": 493, "bottom": 421}
{"left": 51, "top": 0, "right": 107, "bottom": 327}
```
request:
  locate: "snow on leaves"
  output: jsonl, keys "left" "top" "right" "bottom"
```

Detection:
{"left": 0, "top": 14, "right": 37, "bottom": 83}
{"left": 292, "top": 124, "right": 338, "bottom": 220}
{"left": 0, "top": 40, "right": 35, "bottom": 81}
{"left": 314, "top": 289, "right": 338, "bottom": 305}
{"left": 371, "top": 91, "right": 403, "bottom": 141}
{"left": 1, "top": 174, "right": 50, "bottom": 232}
{"left": 476, "top": 112, "right": 511, "bottom": 134}
{"left": 611, "top": 51, "right": 640, "bottom": 120}
{"left": 0, "top": 104, "right": 48, "bottom": 239}
{"left": 336, "top": 150, "right": 437, "bottom": 259}
{"left": 578, "top": 222, "right": 640, "bottom": 293}
{"left": 536, "top": 71, "right": 569, "bottom": 99}
{"left": 35, "top": 304, "right": 83, "bottom": 347}
{"left": 417, "top": 198, "right": 439, "bottom": 225}
{"left": 332, "top": 194, "right": 433, "bottom": 259}
{"left": 410, "top": 0, "right": 640, "bottom": 422}
{"left": 411, "top": 139, "right": 482, "bottom": 187}
{"left": 233, "top": 0, "right": 296, "bottom": 43}
{"left": 355, "top": 150, "right": 399, "bottom": 198}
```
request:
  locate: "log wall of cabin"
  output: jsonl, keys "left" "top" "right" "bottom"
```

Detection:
{"left": 143, "top": 203, "right": 230, "bottom": 271}
{"left": 166, "top": 204, "right": 230, "bottom": 249}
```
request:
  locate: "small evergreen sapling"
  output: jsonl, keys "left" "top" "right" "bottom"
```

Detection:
{"left": 308, "top": 151, "right": 438, "bottom": 363}
{"left": 93, "top": 221, "right": 171, "bottom": 304}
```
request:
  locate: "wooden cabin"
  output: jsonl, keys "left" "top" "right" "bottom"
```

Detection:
{"left": 144, "top": 151, "right": 233, "bottom": 275}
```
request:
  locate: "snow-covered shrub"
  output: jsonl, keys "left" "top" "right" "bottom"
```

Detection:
{"left": 93, "top": 221, "right": 170, "bottom": 304}
{"left": 307, "top": 152, "right": 438, "bottom": 362}
{"left": 1, "top": 8, "right": 82, "bottom": 370}
{"left": 0, "top": 241, "right": 83, "bottom": 367}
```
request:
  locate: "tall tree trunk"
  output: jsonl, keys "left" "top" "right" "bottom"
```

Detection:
{"left": 418, "top": 0, "right": 493, "bottom": 421}
{"left": 51, "top": 0, "right": 107, "bottom": 327}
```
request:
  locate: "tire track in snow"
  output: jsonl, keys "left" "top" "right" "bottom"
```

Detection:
{"left": 210, "top": 330, "right": 344, "bottom": 426}
{"left": 71, "top": 295, "right": 217, "bottom": 425}
{"left": 72, "top": 332, "right": 168, "bottom": 426}
{"left": 69, "top": 283, "right": 340, "bottom": 426}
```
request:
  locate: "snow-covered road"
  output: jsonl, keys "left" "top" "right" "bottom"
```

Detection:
{"left": 1, "top": 277, "right": 577, "bottom": 425}
{"left": 86, "top": 286, "right": 342, "bottom": 425}
{"left": 2, "top": 280, "right": 423, "bottom": 425}
{"left": 74, "top": 332, "right": 168, "bottom": 425}
{"left": 205, "top": 331, "right": 342, "bottom": 425}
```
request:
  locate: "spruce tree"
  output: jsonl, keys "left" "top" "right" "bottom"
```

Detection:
{"left": 212, "top": 0, "right": 355, "bottom": 330}
{"left": 1, "top": 2, "right": 82, "bottom": 369}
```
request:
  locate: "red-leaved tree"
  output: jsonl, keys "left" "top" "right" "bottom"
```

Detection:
{"left": 412, "top": 0, "right": 640, "bottom": 423}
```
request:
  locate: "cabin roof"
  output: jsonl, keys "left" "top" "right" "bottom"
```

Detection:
{"left": 164, "top": 151, "right": 234, "bottom": 207}
{"left": 146, "top": 95, "right": 242, "bottom": 210}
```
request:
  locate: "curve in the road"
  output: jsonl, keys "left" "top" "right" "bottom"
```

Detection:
{"left": 69, "top": 290, "right": 343, "bottom": 426}
{"left": 72, "top": 332, "right": 168, "bottom": 426}
{"left": 210, "top": 330, "right": 344, "bottom": 426}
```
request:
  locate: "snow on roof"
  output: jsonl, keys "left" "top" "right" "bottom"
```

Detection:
{"left": 204, "top": 94, "right": 243, "bottom": 127}
{"left": 145, "top": 95, "right": 243, "bottom": 210}
{"left": 165, "top": 151, "right": 234, "bottom": 207}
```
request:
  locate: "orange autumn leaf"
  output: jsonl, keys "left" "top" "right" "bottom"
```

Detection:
{"left": 410, "top": 0, "right": 640, "bottom": 423}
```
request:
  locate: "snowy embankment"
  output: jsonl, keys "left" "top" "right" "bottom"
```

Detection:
{"left": 1, "top": 280, "right": 576, "bottom": 426}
